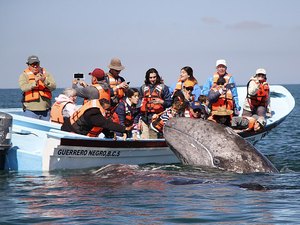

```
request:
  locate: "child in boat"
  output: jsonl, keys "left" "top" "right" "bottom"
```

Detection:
{"left": 150, "top": 91, "right": 187, "bottom": 137}
{"left": 186, "top": 101, "right": 209, "bottom": 119}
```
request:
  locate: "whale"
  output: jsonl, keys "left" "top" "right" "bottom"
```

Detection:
{"left": 163, "top": 118, "right": 279, "bottom": 174}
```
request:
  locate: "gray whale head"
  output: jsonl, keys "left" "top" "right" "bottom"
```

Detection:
{"left": 164, "top": 118, "right": 278, "bottom": 174}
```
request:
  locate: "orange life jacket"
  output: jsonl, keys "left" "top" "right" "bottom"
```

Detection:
{"left": 23, "top": 68, "right": 52, "bottom": 102}
{"left": 212, "top": 73, "right": 232, "bottom": 85}
{"left": 140, "top": 84, "right": 164, "bottom": 113}
{"left": 210, "top": 85, "right": 234, "bottom": 112}
{"left": 50, "top": 101, "right": 71, "bottom": 124}
{"left": 174, "top": 79, "right": 183, "bottom": 91}
{"left": 83, "top": 83, "right": 111, "bottom": 104}
{"left": 246, "top": 79, "right": 270, "bottom": 109}
{"left": 107, "top": 73, "right": 125, "bottom": 99}
{"left": 150, "top": 111, "right": 168, "bottom": 133}
{"left": 70, "top": 99, "right": 107, "bottom": 137}
{"left": 245, "top": 116, "right": 257, "bottom": 130}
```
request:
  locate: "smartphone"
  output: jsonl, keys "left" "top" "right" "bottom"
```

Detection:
{"left": 74, "top": 73, "right": 84, "bottom": 80}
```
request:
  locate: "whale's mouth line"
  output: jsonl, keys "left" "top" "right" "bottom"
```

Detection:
{"left": 164, "top": 125, "right": 217, "bottom": 168}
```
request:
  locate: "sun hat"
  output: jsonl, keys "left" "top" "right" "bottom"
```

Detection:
{"left": 216, "top": 59, "right": 227, "bottom": 67}
{"left": 27, "top": 55, "right": 40, "bottom": 65}
{"left": 256, "top": 68, "right": 266, "bottom": 75}
{"left": 212, "top": 107, "right": 233, "bottom": 116}
{"left": 89, "top": 68, "right": 105, "bottom": 80}
{"left": 108, "top": 57, "right": 125, "bottom": 71}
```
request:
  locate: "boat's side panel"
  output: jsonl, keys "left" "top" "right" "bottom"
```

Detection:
{"left": 43, "top": 134, "right": 179, "bottom": 171}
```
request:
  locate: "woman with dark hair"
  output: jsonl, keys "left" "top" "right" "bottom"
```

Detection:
{"left": 170, "top": 66, "right": 202, "bottom": 101}
{"left": 115, "top": 88, "right": 141, "bottom": 139}
{"left": 139, "top": 68, "right": 172, "bottom": 139}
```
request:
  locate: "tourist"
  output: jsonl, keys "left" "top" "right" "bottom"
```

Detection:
{"left": 72, "top": 68, "right": 110, "bottom": 103}
{"left": 19, "top": 55, "right": 56, "bottom": 121}
{"left": 150, "top": 91, "right": 187, "bottom": 135}
{"left": 139, "top": 68, "right": 172, "bottom": 139}
{"left": 202, "top": 59, "right": 241, "bottom": 115}
{"left": 115, "top": 88, "right": 141, "bottom": 139}
{"left": 242, "top": 68, "right": 271, "bottom": 123}
{"left": 231, "top": 115, "right": 266, "bottom": 132}
{"left": 61, "top": 99, "right": 129, "bottom": 138}
{"left": 208, "top": 107, "right": 233, "bottom": 127}
{"left": 106, "top": 57, "right": 129, "bottom": 106}
{"left": 171, "top": 66, "right": 202, "bottom": 100}
{"left": 208, "top": 76, "right": 234, "bottom": 118}
{"left": 50, "top": 88, "right": 78, "bottom": 124}
{"left": 187, "top": 101, "right": 208, "bottom": 119}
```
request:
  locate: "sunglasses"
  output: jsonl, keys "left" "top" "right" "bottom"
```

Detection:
{"left": 184, "top": 87, "right": 194, "bottom": 91}
{"left": 193, "top": 109, "right": 201, "bottom": 113}
{"left": 30, "top": 62, "right": 40, "bottom": 67}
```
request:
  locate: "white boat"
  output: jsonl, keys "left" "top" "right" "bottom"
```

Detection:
{"left": 0, "top": 85, "right": 295, "bottom": 171}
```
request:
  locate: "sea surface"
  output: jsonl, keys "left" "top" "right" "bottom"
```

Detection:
{"left": 0, "top": 85, "right": 299, "bottom": 224}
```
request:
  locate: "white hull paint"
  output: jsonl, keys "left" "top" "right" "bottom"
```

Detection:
{"left": 1, "top": 85, "right": 295, "bottom": 171}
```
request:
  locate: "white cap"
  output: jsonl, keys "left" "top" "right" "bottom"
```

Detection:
{"left": 216, "top": 59, "right": 227, "bottom": 67}
{"left": 256, "top": 68, "right": 266, "bottom": 75}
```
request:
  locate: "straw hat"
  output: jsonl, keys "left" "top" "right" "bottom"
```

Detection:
{"left": 212, "top": 107, "right": 233, "bottom": 116}
{"left": 108, "top": 57, "right": 125, "bottom": 71}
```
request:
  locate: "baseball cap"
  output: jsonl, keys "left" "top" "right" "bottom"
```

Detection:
{"left": 216, "top": 59, "right": 227, "bottom": 67}
{"left": 89, "top": 68, "right": 105, "bottom": 80}
{"left": 27, "top": 55, "right": 40, "bottom": 65}
{"left": 256, "top": 68, "right": 266, "bottom": 75}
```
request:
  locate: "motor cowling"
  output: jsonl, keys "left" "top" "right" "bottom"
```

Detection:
{"left": 0, "top": 112, "right": 12, "bottom": 170}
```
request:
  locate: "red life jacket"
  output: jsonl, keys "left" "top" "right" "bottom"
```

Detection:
{"left": 23, "top": 68, "right": 52, "bottom": 102}
{"left": 140, "top": 84, "right": 164, "bottom": 113}
{"left": 246, "top": 79, "right": 270, "bottom": 109}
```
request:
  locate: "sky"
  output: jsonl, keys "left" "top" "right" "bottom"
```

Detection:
{"left": 1, "top": 0, "right": 300, "bottom": 89}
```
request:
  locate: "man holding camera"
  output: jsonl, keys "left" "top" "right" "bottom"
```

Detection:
{"left": 72, "top": 68, "right": 110, "bottom": 103}
{"left": 19, "top": 55, "right": 56, "bottom": 121}
{"left": 202, "top": 59, "right": 241, "bottom": 115}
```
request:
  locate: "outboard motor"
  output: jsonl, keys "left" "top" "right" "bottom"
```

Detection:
{"left": 0, "top": 112, "right": 12, "bottom": 170}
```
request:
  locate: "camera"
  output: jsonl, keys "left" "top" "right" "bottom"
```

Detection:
{"left": 73, "top": 73, "right": 84, "bottom": 80}
{"left": 225, "top": 83, "right": 235, "bottom": 89}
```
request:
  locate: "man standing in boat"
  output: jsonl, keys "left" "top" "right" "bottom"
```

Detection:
{"left": 19, "top": 55, "right": 56, "bottom": 121}
{"left": 202, "top": 59, "right": 241, "bottom": 115}
{"left": 105, "top": 57, "right": 129, "bottom": 106}
{"left": 242, "top": 68, "right": 271, "bottom": 121}
{"left": 72, "top": 68, "right": 110, "bottom": 103}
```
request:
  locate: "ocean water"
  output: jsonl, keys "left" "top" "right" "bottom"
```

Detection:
{"left": 0, "top": 85, "right": 299, "bottom": 224}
